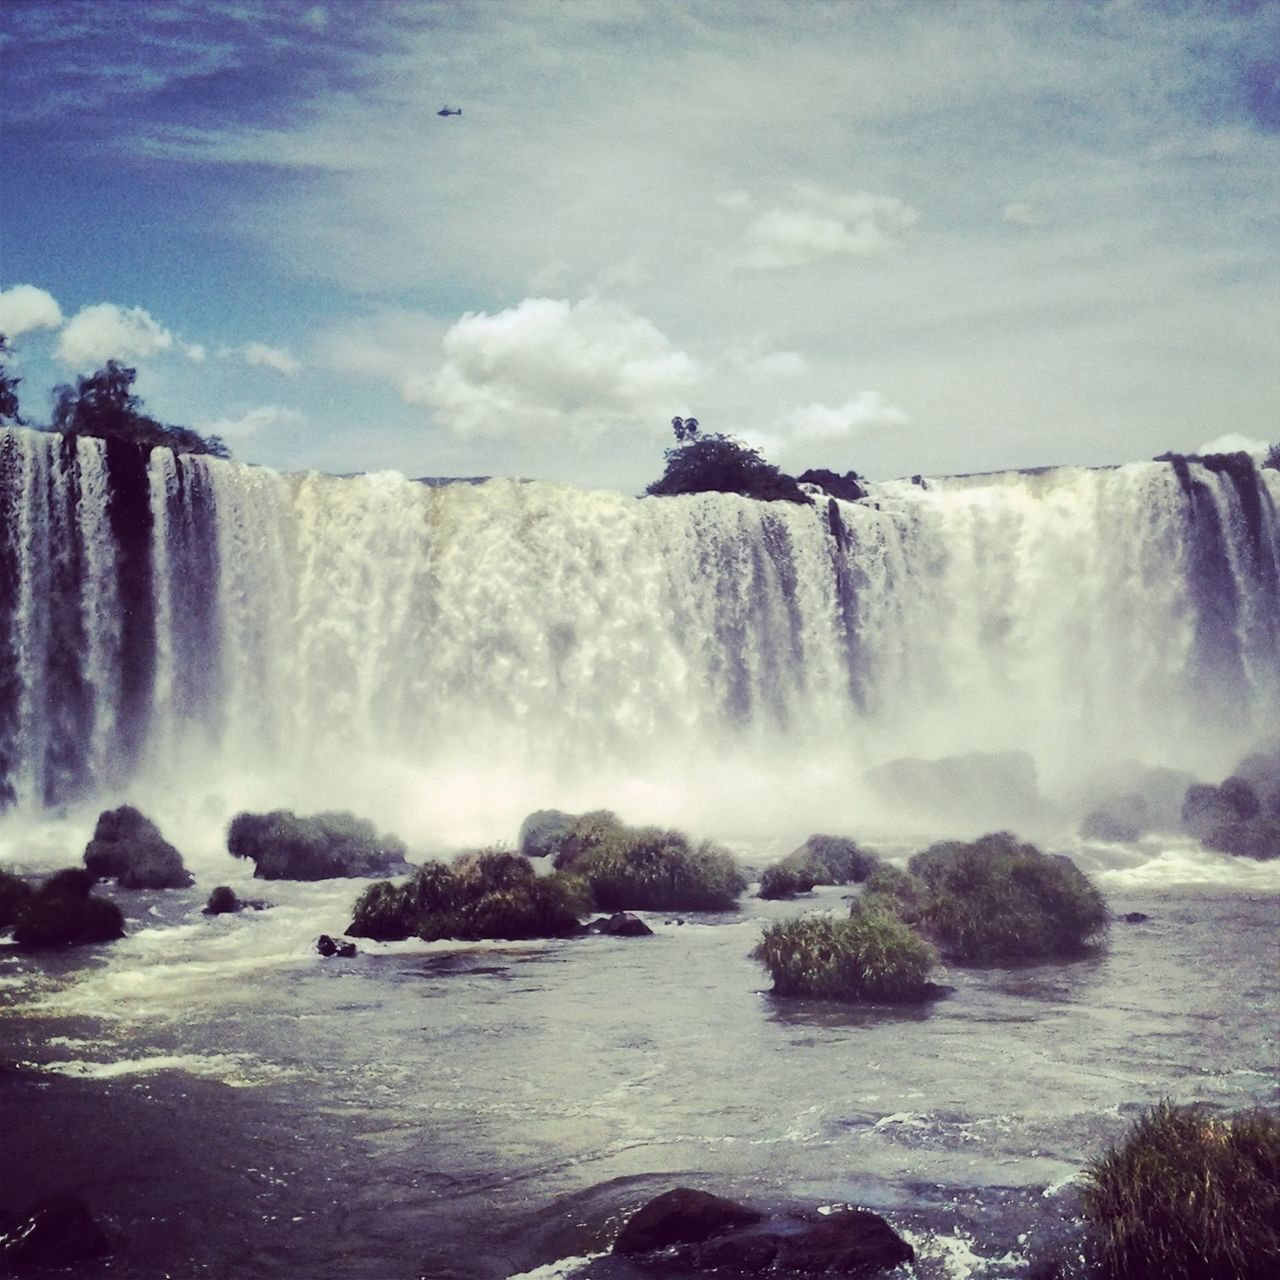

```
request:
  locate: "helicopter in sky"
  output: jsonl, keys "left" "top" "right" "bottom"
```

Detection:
{"left": 437, "top": 106, "right": 462, "bottom": 117}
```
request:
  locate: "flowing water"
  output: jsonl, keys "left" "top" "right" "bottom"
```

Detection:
{"left": 1, "top": 427, "right": 1278, "bottom": 1277}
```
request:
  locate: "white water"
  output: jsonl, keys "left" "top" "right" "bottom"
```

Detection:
{"left": 1, "top": 428, "right": 1277, "bottom": 870}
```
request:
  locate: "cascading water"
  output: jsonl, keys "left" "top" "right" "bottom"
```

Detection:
{"left": 1, "top": 424, "right": 1277, "bottom": 850}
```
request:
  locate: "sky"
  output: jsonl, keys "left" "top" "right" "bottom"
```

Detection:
{"left": 1, "top": 0, "right": 1277, "bottom": 492}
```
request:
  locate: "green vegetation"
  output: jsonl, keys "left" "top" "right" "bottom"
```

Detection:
{"left": 907, "top": 831, "right": 1108, "bottom": 963}
{"left": 549, "top": 809, "right": 628, "bottom": 871}
{"left": 348, "top": 850, "right": 584, "bottom": 942}
{"left": 646, "top": 418, "right": 811, "bottom": 505}
{"left": 1264, "top": 443, "right": 1279, "bottom": 471}
{"left": 753, "top": 908, "right": 935, "bottom": 1001}
{"left": 1080, "top": 1102, "right": 1280, "bottom": 1280}
{"left": 517, "top": 808, "right": 577, "bottom": 858}
{"left": 857, "top": 865, "right": 928, "bottom": 919}
{"left": 0, "top": 335, "right": 25, "bottom": 425}
{"left": 758, "top": 834, "right": 881, "bottom": 899}
{"left": 758, "top": 863, "right": 818, "bottom": 900}
{"left": 228, "top": 809, "right": 409, "bottom": 880}
{"left": 572, "top": 825, "right": 746, "bottom": 911}
{"left": 83, "top": 804, "right": 193, "bottom": 889}
{"left": 51, "top": 360, "right": 228, "bottom": 458}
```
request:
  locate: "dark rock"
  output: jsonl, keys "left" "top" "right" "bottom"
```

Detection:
{"left": 0, "top": 869, "right": 34, "bottom": 929}
{"left": 316, "top": 934, "right": 356, "bottom": 958}
{"left": 203, "top": 885, "right": 241, "bottom": 914}
{"left": 584, "top": 911, "right": 652, "bottom": 937}
{"left": 0, "top": 1194, "right": 110, "bottom": 1272}
{"left": 228, "top": 809, "right": 412, "bottom": 880}
{"left": 517, "top": 809, "right": 576, "bottom": 858}
{"left": 1121, "top": 911, "right": 1150, "bottom": 923}
{"left": 1183, "top": 779, "right": 1259, "bottom": 841}
{"left": 797, "top": 468, "right": 868, "bottom": 502}
{"left": 83, "top": 804, "right": 193, "bottom": 889}
{"left": 686, "top": 1208, "right": 914, "bottom": 1275}
{"left": 12, "top": 869, "right": 125, "bottom": 948}
{"left": 614, "top": 1188, "right": 763, "bottom": 1255}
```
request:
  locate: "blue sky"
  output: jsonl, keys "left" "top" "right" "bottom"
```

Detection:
{"left": 1, "top": 0, "right": 1277, "bottom": 490}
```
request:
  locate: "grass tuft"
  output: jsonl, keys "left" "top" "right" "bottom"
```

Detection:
{"left": 1080, "top": 1101, "right": 1280, "bottom": 1280}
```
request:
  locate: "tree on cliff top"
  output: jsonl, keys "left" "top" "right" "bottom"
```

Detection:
{"left": 51, "top": 360, "right": 230, "bottom": 458}
{"left": 1264, "top": 443, "right": 1279, "bottom": 472}
{"left": 646, "top": 416, "right": 811, "bottom": 504}
{"left": 0, "top": 335, "right": 25, "bottom": 425}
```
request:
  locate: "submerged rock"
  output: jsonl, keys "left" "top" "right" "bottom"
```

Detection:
{"left": 83, "top": 804, "right": 193, "bottom": 889}
{"left": 614, "top": 1188, "right": 762, "bottom": 1255}
{"left": 12, "top": 869, "right": 125, "bottom": 949}
{"left": 0, "top": 1194, "right": 110, "bottom": 1272}
{"left": 316, "top": 934, "right": 357, "bottom": 958}
{"left": 584, "top": 911, "right": 652, "bottom": 937}
{"left": 613, "top": 1189, "right": 914, "bottom": 1276}
{"left": 1121, "top": 911, "right": 1151, "bottom": 924}
{"left": 202, "top": 886, "right": 270, "bottom": 914}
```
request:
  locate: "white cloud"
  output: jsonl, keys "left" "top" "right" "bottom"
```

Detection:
{"left": 1003, "top": 201, "right": 1047, "bottom": 226}
{"left": 1195, "top": 432, "right": 1269, "bottom": 458}
{"left": 422, "top": 297, "right": 700, "bottom": 440}
{"left": 241, "top": 341, "right": 301, "bottom": 375}
{"left": 735, "top": 185, "right": 919, "bottom": 270}
{"left": 198, "top": 405, "right": 306, "bottom": 440}
{"left": 0, "top": 284, "right": 63, "bottom": 336}
{"left": 780, "top": 391, "right": 910, "bottom": 445}
{"left": 55, "top": 303, "right": 179, "bottom": 367}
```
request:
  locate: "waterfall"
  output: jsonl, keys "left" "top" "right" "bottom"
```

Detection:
{"left": 1, "top": 425, "right": 1277, "bottom": 843}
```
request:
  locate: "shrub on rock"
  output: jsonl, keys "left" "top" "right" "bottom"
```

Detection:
{"left": 83, "top": 805, "right": 193, "bottom": 889}
{"left": 757, "top": 863, "right": 817, "bottom": 900}
{"left": 858, "top": 865, "right": 928, "bottom": 920}
{"left": 1081, "top": 1102, "right": 1280, "bottom": 1280}
{"left": 228, "top": 809, "right": 411, "bottom": 880}
{"left": 0, "top": 868, "right": 33, "bottom": 928}
{"left": 348, "top": 850, "right": 584, "bottom": 943}
{"left": 517, "top": 809, "right": 576, "bottom": 858}
{"left": 574, "top": 826, "right": 745, "bottom": 912}
{"left": 1183, "top": 750, "right": 1280, "bottom": 860}
{"left": 782, "top": 834, "right": 880, "bottom": 885}
{"left": 753, "top": 909, "right": 935, "bottom": 1002}
{"left": 550, "top": 810, "right": 627, "bottom": 871}
{"left": 12, "top": 868, "right": 125, "bottom": 948}
{"left": 907, "top": 831, "right": 1108, "bottom": 963}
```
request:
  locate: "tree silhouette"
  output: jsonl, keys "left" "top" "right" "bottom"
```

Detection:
{"left": 51, "top": 360, "right": 228, "bottom": 458}
{"left": 0, "top": 335, "right": 25, "bottom": 425}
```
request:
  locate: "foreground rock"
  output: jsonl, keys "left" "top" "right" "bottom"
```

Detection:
{"left": 0, "top": 1194, "right": 110, "bottom": 1273}
{"left": 83, "top": 805, "right": 193, "bottom": 889}
{"left": 11, "top": 869, "right": 125, "bottom": 949}
{"left": 228, "top": 809, "right": 413, "bottom": 880}
{"left": 613, "top": 1188, "right": 914, "bottom": 1276}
